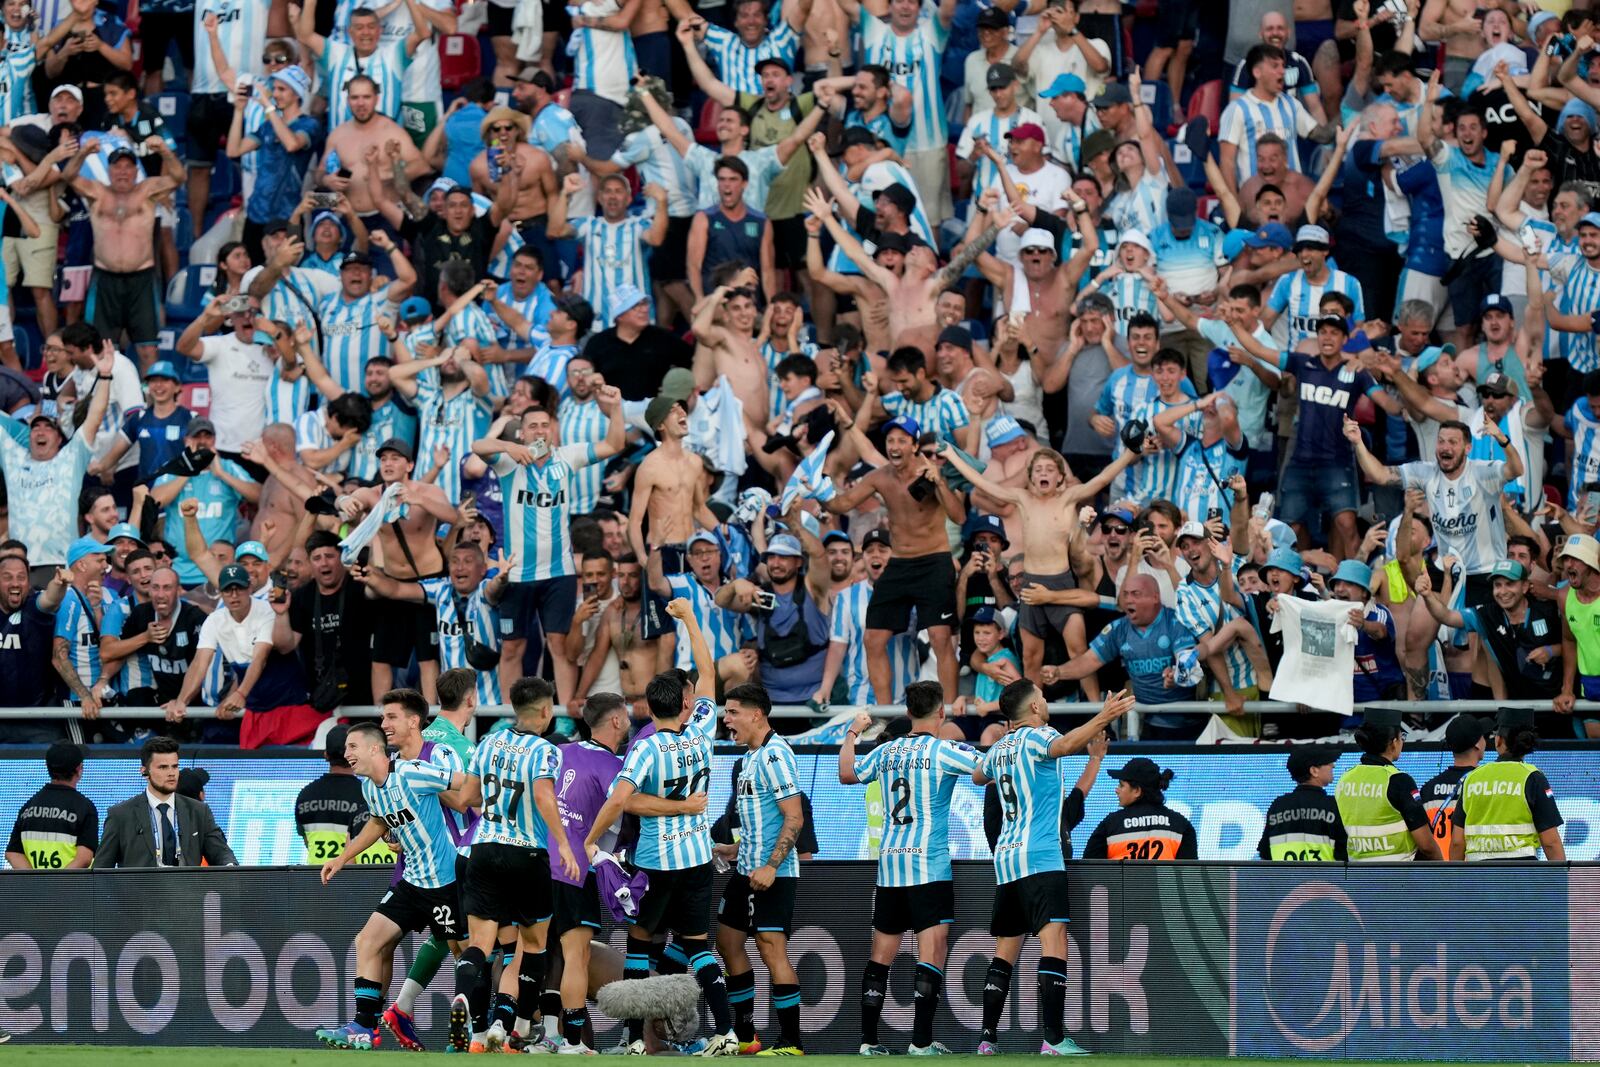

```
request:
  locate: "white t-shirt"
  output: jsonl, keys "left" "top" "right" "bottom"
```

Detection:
{"left": 1268, "top": 596, "right": 1358, "bottom": 716}
{"left": 387, "top": 0, "right": 454, "bottom": 108}
{"left": 69, "top": 351, "right": 145, "bottom": 471}
{"left": 196, "top": 334, "right": 276, "bottom": 452}
{"left": 990, "top": 160, "right": 1072, "bottom": 263}
{"left": 1025, "top": 31, "right": 1111, "bottom": 102}
{"left": 198, "top": 597, "right": 275, "bottom": 665}
{"left": 1398, "top": 458, "right": 1511, "bottom": 576}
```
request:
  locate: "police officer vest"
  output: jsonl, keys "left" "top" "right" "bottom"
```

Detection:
{"left": 1336, "top": 763, "right": 1414, "bottom": 861}
{"left": 303, "top": 824, "right": 397, "bottom": 866}
{"left": 1459, "top": 760, "right": 1541, "bottom": 861}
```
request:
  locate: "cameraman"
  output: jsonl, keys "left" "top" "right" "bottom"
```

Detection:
{"left": 716, "top": 516, "right": 834, "bottom": 705}
{"left": 274, "top": 530, "right": 379, "bottom": 712}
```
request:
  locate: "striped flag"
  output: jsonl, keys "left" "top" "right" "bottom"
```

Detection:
{"left": 778, "top": 431, "right": 836, "bottom": 514}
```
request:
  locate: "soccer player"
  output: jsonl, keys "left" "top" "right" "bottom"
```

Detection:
{"left": 715, "top": 683, "right": 806, "bottom": 1055}
{"left": 972, "top": 683, "right": 1133, "bottom": 1055}
{"left": 316, "top": 720, "right": 470, "bottom": 1051}
{"left": 837, "top": 681, "right": 978, "bottom": 1056}
{"left": 583, "top": 599, "right": 740, "bottom": 1056}
{"left": 452, "top": 677, "right": 582, "bottom": 1053}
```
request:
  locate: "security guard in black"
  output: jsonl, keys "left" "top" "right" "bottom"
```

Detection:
{"left": 5, "top": 742, "right": 99, "bottom": 869}
{"left": 1258, "top": 744, "right": 1347, "bottom": 860}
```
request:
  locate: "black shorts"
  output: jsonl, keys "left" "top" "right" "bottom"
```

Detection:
{"left": 871, "top": 881, "right": 954, "bottom": 935}
{"left": 376, "top": 878, "right": 465, "bottom": 940}
{"left": 185, "top": 91, "right": 232, "bottom": 165}
{"left": 651, "top": 215, "right": 693, "bottom": 284}
{"left": 465, "top": 842, "right": 554, "bottom": 926}
{"left": 770, "top": 215, "right": 808, "bottom": 272}
{"left": 989, "top": 871, "right": 1070, "bottom": 938}
{"left": 501, "top": 575, "right": 579, "bottom": 639}
{"left": 372, "top": 591, "right": 441, "bottom": 666}
{"left": 634, "top": 862, "right": 715, "bottom": 939}
{"left": 487, "top": 1, "right": 516, "bottom": 35}
{"left": 865, "top": 553, "right": 957, "bottom": 633}
{"left": 553, "top": 873, "right": 605, "bottom": 936}
{"left": 89, "top": 267, "right": 162, "bottom": 346}
{"left": 1152, "top": 0, "right": 1200, "bottom": 48}
{"left": 717, "top": 873, "right": 797, "bottom": 936}
{"left": 140, "top": 10, "right": 195, "bottom": 72}
{"left": 541, "top": 0, "right": 572, "bottom": 34}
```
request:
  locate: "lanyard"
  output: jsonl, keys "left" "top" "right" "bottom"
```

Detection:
{"left": 149, "top": 797, "right": 183, "bottom": 866}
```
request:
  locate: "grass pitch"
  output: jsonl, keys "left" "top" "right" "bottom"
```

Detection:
{"left": 0, "top": 1050, "right": 1551, "bottom": 1067}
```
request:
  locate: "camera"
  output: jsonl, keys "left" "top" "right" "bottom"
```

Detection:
{"left": 309, "top": 192, "right": 340, "bottom": 210}
{"left": 752, "top": 590, "right": 777, "bottom": 611}
{"left": 528, "top": 438, "right": 550, "bottom": 460}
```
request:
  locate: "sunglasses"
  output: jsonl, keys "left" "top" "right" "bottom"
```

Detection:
{"left": 262, "top": 53, "right": 290, "bottom": 64}
{"left": 491, "top": 123, "right": 517, "bottom": 132}
{"left": 1102, "top": 524, "right": 1130, "bottom": 535}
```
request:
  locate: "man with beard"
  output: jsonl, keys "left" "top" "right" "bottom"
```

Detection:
{"left": 300, "top": 333, "right": 419, "bottom": 482}
{"left": 1170, "top": 523, "right": 1272, "bottom": 716}
{"left": 104, "top": 564, "right": 208, "bottom": 714}
{"left": 940, "top": 444, "right": 1136, "bottom": 683}
{"left": 1416, "top": 560, "right": 1562, "bottom": 701}
{"left": 274, "top": 530, "right": 380, "bottom": 711}
{"left": 824, "top": 414, "right": 966, "bottom": 703}
{"left": 716, "top": 521, "right": 832, "bottom": 705}
{"left": 547, "top": 173, "right": 669, "bottom": 331}
{"left": 1236, "top": 136, "right": 1314, "bottom": 229}
{"left": 587, "top": 554, "right": 661, "bottom": 716}
{"left": 647, "top": 532, "right": 754, "bottom": 690}
{"left": 0, "top": 557, "right": 70, "bottom": 742}
{"left": 387, "top": 341, "right": 492, "bottom": 504}
{"left": 313, "top": 236, "right": 418, "bottom": 398}
{"left": 821, "top": 530, "right": 855, "bottom": 594}
{"left": 317, "top": 75, "right": 432, "bottom": 223}
{"left": 1349, "top": 417, "right": 1518, "bottom": 613}
{"left": 814, "top": 528, "right": 918, "bottom": 706}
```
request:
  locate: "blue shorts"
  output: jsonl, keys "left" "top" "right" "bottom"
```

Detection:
{"left": 501, "top": 575, "right": 579, "bottom": 639}
{"left": 1277, "top": 460, "right": 1359, "bottom": 528}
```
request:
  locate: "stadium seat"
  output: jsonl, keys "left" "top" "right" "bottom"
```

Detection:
{"left": 695, "top": 99, "right": 723, "bottom": 146}
{"left": 11, "top": 324, "right": 33, "bottom": 370}
{"left": 439, "top": 34, "right": 481, "bottom": 91}
{"left": 1186, "top": 79, "right": 1223, "bottom": 134}
{"left": 179, "top": 381, "right": 211, "bottom": 415}
{"left": 166, "top": 263, "right": 217, "bottom": 322}
{"left": 151, "top": 91, "right": 190, "bottom": 154}
{"left": 1167, "top": 136, "right": 1206, "bottom": 192}
{"left": 1141, "top": 79, "right": 1173, "bottom": 134}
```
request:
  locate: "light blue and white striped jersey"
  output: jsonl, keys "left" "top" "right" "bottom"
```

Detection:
{"left": 860, "top": 4, "right": 950, "bottom": 152}
{"left": 490, "top": 281, "right": 556, "bottom": 349}
{"left": 237, "top": 98, "right": 268, "bottom": 178}
{"left": 419, "top": 576, "right": 503, "bottom": 704}
{"left": 666, "top": 572, "right": 750, "bottom": 670}
{"left": 1268, "top": 268, "right": 1365, "bottom": 351}
{"left": 365, "top": 396, "right": 419, "bottom": 475}
{"left": 1173, "top": 433, "right": 1247, "bottom": 522}
{"left": 443, "top": 303, "right": 506, "bottom": 395}
{"left": 1094, "top": 367, "right": 1192, "bottom": 500}
{"left": 1046, "top": 116, "right": 1081, "bottom": 170}
{"left": 468, "top": 728, "right": 560, "bottom": 849}
{"left": 101, "top": 596, "right": 154, "bottom": 693}
{"left": 573, "top": 214, "right": 653, "bottom": 329}
{"left": 569, "top": 20, "right": 637, "bottom": 104}
{"left": 318, "top": 291, "right": 396, "bottom": 397}
{"left": 193, "top": 0, "right": 268, "bottom": 95}
{"left": 980, "top": 724, "right": 1064, "bottom": 884}
{"left": 1132, "top": 397, "right": 1199, "bottom": 504}
{"left": 1174, "top": 573, "right": 1256, "bottom": 692}
{"left": 322, "top": 39, "right": 409, "bottom": 126}
{"left": 293, "top": 408, "right": 359, "bottom": 479}
{"left": 1398, "top": 459, "right": 1510, "bottom": 576}
{"left": 845, "top": 107, "right": 909, "bottom": 156}
{"left": 558, "top": 398, "right": 609, "bottom": 515}
{"left": 258, "top": 267, "right": 335, "bottom": 358}
{"left": 735, "top": 732, "right": 801, "bottom": 878}
{"left": 955, "top": 106, "right": 1045, "bottom": 201}
{"left": 1216, "top": 90, "right": 1317, "bottom": 186}
{"left": 494, "top": 442, "right": 599, "bottom": 581}
{"left": 530, "top": 101, "right": 582, "bottom": 157}
{"left": 1428, "top": 142, "right": 1500, "bottom": 259}
{"left": 488, "top": 227, "right": 526, "bottom": 281}
{"left": 1567, "top": 397, "right": 1600, "bottom": 508}
{"left": 853, "top": 733, "right": 977, "bottom": 886}
{"left": 0, "top": 26, "right": 36, "bottom": 122}
{"left": 264, "top": 364, "right": 312, "bottom": 428}
{"left": 55, "top": 587, "right": 123, "bottom": 696}
{"left": 1558, "top": 260, "right": 1600, "bottom": 374}
{"left": 526, "top": 338, "right": 577, "bottom": 402}
{"left": 612, "top": 121, "right": 698, "bottom": 217}
{"left": 829, "top": 580, "right": 919, "bottom": 704}
{"left": 415, "top": 367, "right": 492, "bottom": 504}
{"left": 617, "top": 695, "right": 718, "bottom": 870}
{"left": 684, "top": 142, "right": 786, "bottom": 214}
{"left": 1106, "top": 270, "right": 1160, "bottom": 335}
{"left": 1105, "top": 172, "right": 1169, "bottom": 238}
{"left": 1523, "top": 219, "right": 1581, "bottom": 366}
{"left": 827, "top": 159, "right": 937, "bottom": 275}
{"left": 881, "top": 386, "right": 970, "bottom": 445}
{"left": 701, "top": 22, "right": 799, "bottom": 96}
{"left": 362, "top": 759, "right": 459, "bottom": 888}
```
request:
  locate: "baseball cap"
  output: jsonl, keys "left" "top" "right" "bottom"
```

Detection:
{"left": 184, "top": 416, "right": 216, "bottom": 437}
{"left": 235, "top": 540, "right": 269, "bottom": 562}
{"left": 1018, "top": 227, "right": 1057, "bottom": 253}
{"left": 765, "top": 533, "right": 804, "bottom": 558}
{"left": 1481, "top": 293, "right": 1514, "bottom": 316}
{"left": 1101, "top": 506, "right": 1135, "bottom": 527}
{"left": 1263, "top": 546, "right": 1303, "bottom": 577}
{"left": 1496, "top": 706, "right": 1536, "bottom": 734}
{"left": 883, "top": 414, "right": 921, "bottom": 439}
{"left": 1445, "top": 714, "right": 1488, "bottom": 754}
{"left": 975, "top": 7, "right": 1010, "bottom": 29}
{"left": 1293, "top": 224, "right": 1332, "bottom": 250}
{"left": 1490, "top": 559, "right": 1527, "bottom": 581}
{"left": 608, "top": 284, "right": 648, "bottom": 321}
{"left": 936, "top": 325, "right": 973, "bottom": 351}
{"left": 659, "top": 367, "right": 696, "bottom": 402}
{"left": 427, "top": 176, "right": 459, "bottom": 199}
{"left": 324, "top": 723, "right": 353, "bottom": 767}
{"left": 105, "top": 522, "right": 145, "bottom": 547}
{"left": 822, "top": 530, "right": 852, "bottom": 546}
{"left": 1243, "top": 222, "right": 1293, "bottom": 250}
{"left": 1222, "top": 229, "right": 1250, "bottom": 261}
{"left": 1413, "top": 344, "right": 1455, "bottom": 375}
{"left": 875, "top": 183, "right": 917, "bottom": 215}
{"left": 53, "top": 84, "right": 84, "bottom": 103}
{"left": 1577, "top": 211, "right": 1600, "bottom": 231}
{"left": 970, "top": 605, "right": 1000, "bottom": 625}
{"left": 1091, "top": 83, "right": 1132, "bottom": 109}
{"left": 262, "top": 219, "right": 293, "bottom": 237}
{"left": 340, "top": 251, "right": 374, "bottom": 270}
{"left": 376, "top": 436, "right": 414, "bottom": 461}
{"left": 1166, "top": 187, "right": 1197, "bottom": 229}
{"left": 1559, "top": 534, "right": 1600, "bottom": 571}
{"left": 66, "top": 536, "right": 113, "bottom": 567}
{"left": 1285, "top": 743, "right": 1339, "bottom": 781}
{"left": 1106, "top": 757, "right": 1162, "bottom": 789}
{"left": 1331, "top": 559, "right": 1373, "bottom": 591}
{"left": 1079, "top": 128, "right": 1116, "bottom": 162}
{"left": 841, "top": 125, "right": 880, "bottom": 149}
{"left": 510, "top": 65, "right": 544, "bottom": 83}
{"left": 986, "top": 62, "right": 1018, "bottom": 89}
{"left": 1004, "top": 122, "right": 1045, "bottom": 144}
{"left": 963, "top": 511, "right": 1010, "bottom": 549}
{"left": 1315, "top": 314, "right": 1350, "bottom": 335}
{"left": 872, "top": 231, "right": 911, "bottom": 256}
{"left": 862, "top": 528, "right": 892, "bottom": 551}
{"left": 217, "top": 562, "right": 251, "bottom": 590}
{"left": 107, "top": 145, "right": 138, "bottom": 165}
{"left": 755, "top": 54, "right": 791, "bottom": 74}
{"left": 145, "top": 359, "right": 180, "bottom": 381}
{"left": 1174, "top": 520, "right": 1209, "bottom": 544}
{"left": 177, "top": 767, "right": 209, "bottom": 799}
{"left": 985, "top": 414, "right": 1026, "bottom": 448}
{"left": 1118, "top": 229, "right": 1153, "bottom": 254}
{"left": 687, "top": 529, "right": 720, "bottom": 551}
{"left": 1040, "top": 72, "right": 1087, "bottom": 99}
{"left": 399, "top": 296, "right": 433, "bottom": 324}
{"left": 1478, "top": 372, "right": 1516, "bottom": 398}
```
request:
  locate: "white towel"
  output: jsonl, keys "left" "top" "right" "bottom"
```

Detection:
{"left": 339, "top": 483, "right": 404, "bottom": 565}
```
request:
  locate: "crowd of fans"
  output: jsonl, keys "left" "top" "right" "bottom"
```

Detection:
{"left": 0, "top": 0, "right": 1598, "bottom": 749}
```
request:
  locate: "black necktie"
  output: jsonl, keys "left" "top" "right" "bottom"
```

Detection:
{"left": 158, "top": 802, "right": 177, "bottom": 867}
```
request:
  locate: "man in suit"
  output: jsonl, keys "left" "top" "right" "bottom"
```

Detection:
{"left": 95, "top": 736, "right": 237, "bottom": 868}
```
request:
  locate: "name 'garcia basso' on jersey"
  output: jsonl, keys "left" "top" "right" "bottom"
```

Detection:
{"left": 852, "top": 733, "right": 978, "bottom": 886}
{"left": 617, "top": 696, "right": 718, "bottom": 870}
{"left": 468, "top": 728, "right": 560, "bottom": 849}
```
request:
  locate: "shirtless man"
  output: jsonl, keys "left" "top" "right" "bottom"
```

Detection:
{"left": 1236, "top": 136, "right": 1315, "bottom": 228}
{"left": 941, "top": 442, "right": 1137, "bottom": 683}
{"left": 932, "top": 326, "right": 1011, "bottom": 426}
{"left": 690, "top": 274, "right": 770, "bottom": 444}
{"left": 468, "top": 108, "right": 557, "bottom": 229}
{"left": 581, "top": 554, "right": 663, "bottom": 715}
{"left": 1420, "top": 0, "right": 1501, "bottom": 92}
{"left": 977, "top": 204, "right": 1099, "bottom": 365}
{"left": 241, "top": 424, "right": 318, "bottom": 564}
{"left": 804, "top": 212, "right": 895, "bottom": 355}
{"left": 70, "top": 136, "right": 183, "bottom": 367}
{"left": 824, "top": 412, "right": 967, "bottom": 703}
{"left": 628, "top": 392, "right": 720, "bottom": 573}
{"left": 321, "top": 75, "right": 432, "bottom": 221}
{"left": 806, "top": 187, "right": 1007, "bottom": 356}
{"left": 340, "top": 441, "right": 462, "bottom": 699}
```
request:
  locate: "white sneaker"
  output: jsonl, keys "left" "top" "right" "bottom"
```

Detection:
{"left": 559, "top": 1043, "right": 596, "bottom": 1056}
{"left": 626, "top": 1039, "right": 647, "bottom": 1055}
{"left": 486, "top": 1021, "right": 509, "bottom": 1053}
{"left": 700, "top": 1032, "right": 740, "bottom": 1057}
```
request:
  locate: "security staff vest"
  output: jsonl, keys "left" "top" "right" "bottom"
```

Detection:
{"left": 1459, "top": 760, "right": 1541, "bottom": 861}
{"left": 1336, "top": 763, "right": 1414, "bottom": 861}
